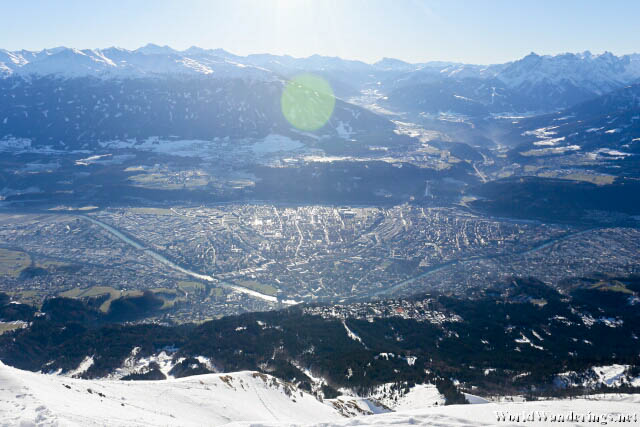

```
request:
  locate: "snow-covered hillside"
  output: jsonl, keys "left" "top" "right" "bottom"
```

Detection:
{"left": 0, "top": 361, "right": 344, "bottom": 426}
{"left": 314, "top": 395, "right": 640, "bottom": 427}
{"left": 2, "top": 361, "right": 639, "bottom": 426}
{"left": 510, "top": 83, "right": 640, "bottom": 156}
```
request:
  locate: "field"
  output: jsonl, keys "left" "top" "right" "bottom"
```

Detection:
{"left": 0, "top": 322, "right": 27, "bottom": 335}
{"left": 38, "top": 260, "right": 72, "bottom": 269}
{"left": 7, "top": 291, "right": 40, "bottom": 307}
{"left": 58, "top": 283, "right": 210, "bottom": 312}
{"left": 59, "top": 286, "right": 143, "bottom": 313}
{"left": 589, "top": 280, "right": 634, "bottom": 294}
{"left": 0, "top": 248, "right": 31, "bottom": 278}
{"left": 561, "top": 173, "right": 616, "bottom": 186}
{"left": 177, "top": 281, "right": 206, "bottom": 295}
{"left": 128, "top": 172, "right": 209, "bottom": 190}
{"left": 150, "top": 287, "right": 185, "bottom": 309}
{"left": 209, "top": 287, "right": 224, "bottom": 298}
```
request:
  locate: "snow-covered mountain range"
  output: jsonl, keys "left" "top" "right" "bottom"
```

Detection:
{"left": 0, "top": 45, "right": 275, "bottom": 80}
{"left": 496, "top": 51, "right": 640, "bottom": 93}
{"left": 386, "top": 51, "right": 640, "bottom": 91}
{"left": 1, "top": 44, "right": 639, "bottom": 179}
{"left": 2, "top": 45, "right": 638, "bottom": 93}
{"left": 383, "top": 51, "right": 640, "bottom": 115}
{"left": 1, "top": 45, "right": 639, "bottom": 130}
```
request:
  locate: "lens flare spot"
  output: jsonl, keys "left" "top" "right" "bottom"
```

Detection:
{"left": 281, "top": 73, "right": 335, "bottom": 131}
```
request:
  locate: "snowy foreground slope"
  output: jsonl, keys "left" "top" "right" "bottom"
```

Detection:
{"left": 2, "top": 361, "right": 640, "bottom": 426}
{"left": 314, "top": 395, "right": 640, "bottom": 427}
{"left": 0, "top": 361, "right": 343, "bottom": 426}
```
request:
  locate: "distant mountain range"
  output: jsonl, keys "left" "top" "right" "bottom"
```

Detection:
{"left": 0, "top": 45, "right": 273, "bottom": 80}
{"left": 1, "top": 45, "right": 639, "bottom": 107}
{"left": 383, "top": 52, "right": 640, "bottom": 114}
{"left": 1, "top": 45, "right": 639, "bottom": 152}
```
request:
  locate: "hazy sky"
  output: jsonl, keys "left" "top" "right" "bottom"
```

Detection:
{"left": 2, "top": 0, "right": 639, "bottom": 64}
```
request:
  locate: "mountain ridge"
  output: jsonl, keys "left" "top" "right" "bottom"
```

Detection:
{"left": 2, "top": 45, "right": 638, "bottom": 82}
{"left": 3, "top": 45, "right": 640, "bottom": 117}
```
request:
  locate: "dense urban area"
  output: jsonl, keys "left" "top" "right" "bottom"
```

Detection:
{"left": 1, "top": 203, "right": 638, "bottom": 323}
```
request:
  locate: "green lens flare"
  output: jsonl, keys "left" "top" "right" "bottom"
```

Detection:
{"left": 281, "top": 73, "right": 335, "bottom": 131}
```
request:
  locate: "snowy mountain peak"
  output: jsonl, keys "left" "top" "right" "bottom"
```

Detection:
{"left": 183, "top": 46, "right": 211, "bottom": 55}
{"left": 496, "top": 50, "right": 640, "bottom": 93}
{"left": 1, "top": 46, "right": 640, "bottom": 102}
{"left": 0, "top": 45, "right": 277, "bottom": 80}
{"left": 135, "top": 43, "right": 177, "bottom": 55}
{"left": 373, "top": 57, "right": 415, "bottom": 71}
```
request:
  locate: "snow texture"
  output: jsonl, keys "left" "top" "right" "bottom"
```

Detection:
{"left": 1, "top": 361, "right": 639, "bottom": 426}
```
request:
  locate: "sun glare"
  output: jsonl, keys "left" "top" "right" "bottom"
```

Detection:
{"left": 281, "top": 73, "right": 336, "bottom": 131}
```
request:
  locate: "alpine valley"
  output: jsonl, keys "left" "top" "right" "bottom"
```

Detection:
{"left": 0, "top": 45, "right": 639, "bottom": 426}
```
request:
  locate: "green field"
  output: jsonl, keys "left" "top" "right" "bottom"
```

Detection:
{"left": 128, "top": 173, "right": 208, "bottom": 190}
{"left": 150, "top": 287, "right": 185, "bottom": 309}
{"left": 210, "top": 287, "right": 224, "bottom": 298}
{"left": 59, "top": 286, "right": 143, "bottom": 312}
{"left": 561, "top": 173, "right": 616, "bottom": 186}
{"left": 7, "top": 291, "right": 40, "bottom": 307}
{"left": 58, "top": 283, "right": 211, "bottom": 312}
{"left": 177, "top": 281, "right": 206, "bottom": 294}
{"left": 0, "top": 322, "right": 26, "bottom": 335}
{"left": 0, "top": 248, "right": 31, "bottom": 278}
{"left": 590, "top": 280, "right": 633, "bottom": 294}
